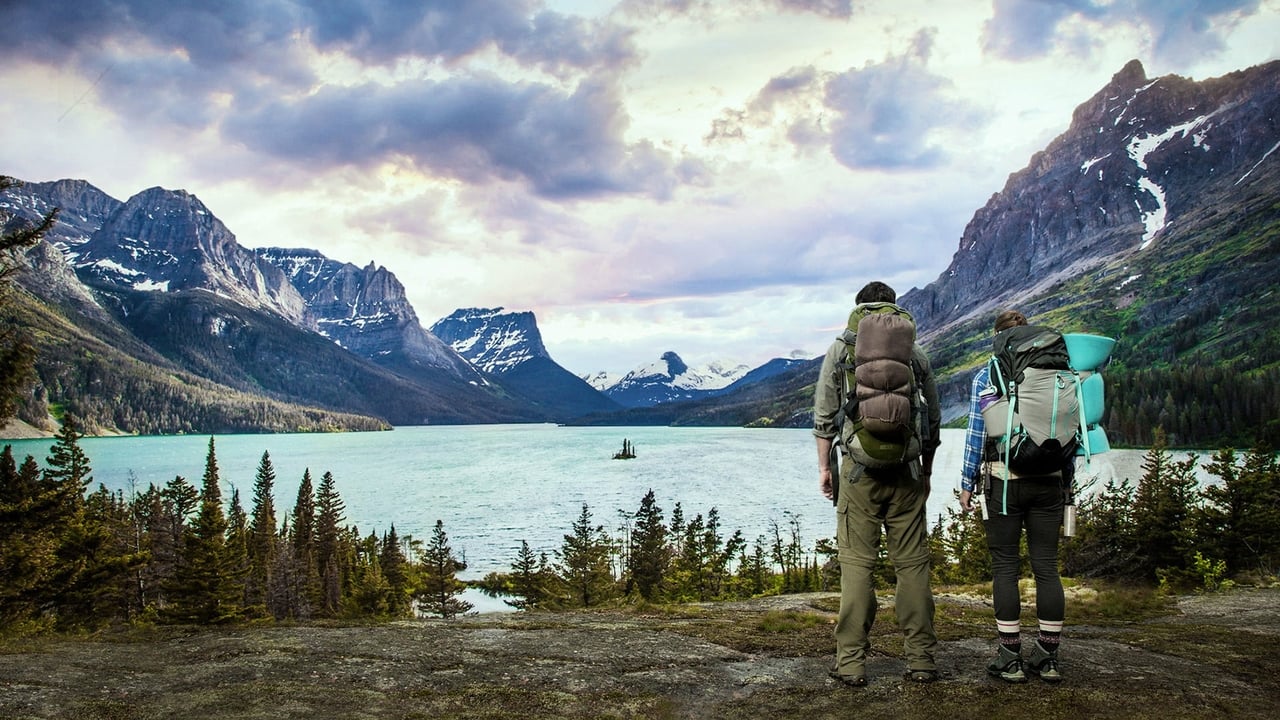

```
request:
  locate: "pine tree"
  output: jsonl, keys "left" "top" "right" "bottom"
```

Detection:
{"left": 931, "top": 493, "right": 990, "bottom": 585}
{"left": 288, "top": 469, "right": 318, "bottom": 618}
{"left": 225, "top": 488, "right": 251, "bottom": 613}
{"left": 0, "top": 175, "right": 58, "bottom": 424}
{"left": 41, "top": 416, "right": 139, "bottom": 627}
{"left": 627, "top": 489, "right": 669, "bottom": 601}
{"left": 79, "top": 485, "right": 148, "bottom": 624}
{"left": 0, "top": 448, "right": 56, "bottom": 628}
{"left": 162, "top": 475, "right": 199, "bottom": 527}
{"left": 379, "top": 525, "right": 411, "bottom": 616}
{"left": 349, "top": 530, "right": 391, "bottom": 617}
{"left": 1131, "top": 429, "right": 1200, "bottom": 583}
{"left": 736, "top": 537, "right": 769, "bottom": 597}
{"left": 166, "top": 438, "right": 240, "bottom": 623}
{"left": 555, "top": 503, "right": 617, "bottom": 608}
{"left": 1199, "top": 443, "right": 1280, "bottom": 577}
{"left": 703, "top": 508, "right": 744, "bottom": 600}
{"left": 130, "top": 482, "right": 177, "bottom": 615}
{"left": 1062, "top": 477, "right": 1141, "bottom": 580}
{"left": 505, "top": 539, "right": 550, "bottom": 610}
{"left": 43, "top": 415, "right": 92, "bottom": 515}
{"left": 416, "top": 519, "right": 472, "bottom": 618}
{"left": 246, "top": 451, "right": 278, "bottom": 615}
{"left": 315, "top": 471, "right": 346, "bottom": 616}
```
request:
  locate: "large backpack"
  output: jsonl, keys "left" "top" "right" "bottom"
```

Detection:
{"left": 981, "top": 325, "right": 1080, "bottom": 476}
{"left": 837, "top": 302, "right": 927, "bottom": 469}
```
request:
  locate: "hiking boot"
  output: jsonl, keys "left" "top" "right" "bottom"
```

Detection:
{"left": 1026, "top": 640, "right": 1063, "bottom": 683}
{"left": 986, "top": 645, "right": 1027, "bottom": 683}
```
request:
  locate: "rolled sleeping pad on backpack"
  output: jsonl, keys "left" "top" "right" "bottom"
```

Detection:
{"left": 1063, "top": 334, "right": 1116, "bottom": 371}
{"left": 1080, "top": 372, "right": 1105, "bottom": 427}
{"left": 1076, "top": 425, "right": 1111, "bottom": 455}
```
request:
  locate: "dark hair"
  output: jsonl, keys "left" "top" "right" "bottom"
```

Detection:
{"left": 994, "top": 310, "right": 1027, "bottom": 333}
{"left": 856, "top": 281, "right": 896, "bottom": 305}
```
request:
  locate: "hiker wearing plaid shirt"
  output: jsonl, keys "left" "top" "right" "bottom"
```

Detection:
{"left": 959, "top": 310, "right": 1067, "bottom": 684}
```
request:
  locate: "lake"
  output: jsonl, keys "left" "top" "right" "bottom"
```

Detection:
{"left": 2, "top": 426, "right": 1213, "bottom": 610}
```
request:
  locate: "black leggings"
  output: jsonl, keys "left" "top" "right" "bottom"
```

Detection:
{"left": 985, "top": 474, "right": 1065, "bottom": 627}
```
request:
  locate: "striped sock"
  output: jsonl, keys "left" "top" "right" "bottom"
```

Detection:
{"left": 1039, "top": 620, "right": 1062, "bottom": 650}
{"left": 997, "top": 619, "right": 1021, "bottom": 653}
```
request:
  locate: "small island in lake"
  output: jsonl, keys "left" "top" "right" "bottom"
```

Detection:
{"left": 612, "top": 438, "right": 636, "bottom": 460}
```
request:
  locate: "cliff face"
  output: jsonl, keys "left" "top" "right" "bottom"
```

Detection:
{"left": 260, "top": 249, "right": 481, "bottom": 382}
{"left": 73, "top": 187, "right": 310, "bottom": 325}
{"left": 431, "top": 307, "right": 621, "bottom": 418}
{"left": 901, "top": 59, "right": 1280, "bottom": 338}
{"left": 2, "top": 178, "right": 122, "bottom": 250}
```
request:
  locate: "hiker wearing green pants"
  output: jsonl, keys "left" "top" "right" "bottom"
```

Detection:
{"left": 813, "top": 281, "right": 942, "bottom": 686}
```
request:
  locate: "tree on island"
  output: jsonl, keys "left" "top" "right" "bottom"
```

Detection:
{"left": 417, "top": 519, "right": 472, "bottom": 618}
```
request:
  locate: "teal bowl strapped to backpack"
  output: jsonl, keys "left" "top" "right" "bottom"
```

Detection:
{"left": 1063, "top": 334, "right": 1116, "bottom": 371}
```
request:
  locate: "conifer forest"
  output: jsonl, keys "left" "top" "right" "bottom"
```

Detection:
{"left": 3, "top": 416, "right": 1277, "bottom": 633}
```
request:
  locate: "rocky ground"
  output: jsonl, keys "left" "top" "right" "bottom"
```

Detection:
{"left": 1, "top": 586, "right": 1277, "bottom": 719}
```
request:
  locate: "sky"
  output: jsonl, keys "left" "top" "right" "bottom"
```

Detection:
{"left": 2, "top": 0, "right": 1278, "bottom": 378}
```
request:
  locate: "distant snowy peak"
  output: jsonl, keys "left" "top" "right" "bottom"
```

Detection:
{"left": 616, "top": 351, "right": 749, "bottom": 391}
{"left": 699, "top": 359, "right": 754, "bottom": 389}
{"left": 601, "top": 351, "right": 752, "bottom": 407}
{"left": 430, "top": 307, "right": 550, "bottom": 375}
{"left": 580, "top": 371, "right": 618, "bottom": 392}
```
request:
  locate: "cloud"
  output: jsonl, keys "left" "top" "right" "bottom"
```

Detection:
{"left": 223, "top": 73, "right": 690, "bottom": 199}
{"left": 983, "top": 0, "right": 1264, "bottom": 63}
{"left": 0, "top": 0, "right": 639, "bottom": 133}
{"left": 619, "top": 0, "right": 854, "bottom": 21}
{"left": 709, "top": 29, "right": 986, "bottom": 170}
{"left": 826, "top": 30, "right": 974, "bottom": 169}
{"left": 305, "top": 0, "right": 639, "bottom": 75}
{"left": 0, "top": 0, "right": 670, "bottom": 200}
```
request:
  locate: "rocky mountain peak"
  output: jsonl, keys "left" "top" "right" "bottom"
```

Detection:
{"left": 0, "top": 178, "right": 121, "bottom": 252}
{"left": 660, "top": 351, "right": 688, "bottom": 376}
{"left": 256, "top": 247, "right": 479, "bottom": 381}
{"left": 600, "top": 351, "right": 750, "bottom": 408}
{"left": 70, "top": 186, "right": 309, "bottom": 324}
{"left": 901, "top": 59, "right": 1280, "bottom": 338}
{"left": 429, "top": 307, "right": 549, "bottom": 375}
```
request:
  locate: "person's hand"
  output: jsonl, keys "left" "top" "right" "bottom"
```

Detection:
{"left": 820, "top": 466, "right": 834, "bottom": 501}
{"left": 959, "top": 489, "right": 975, "bottom": 513}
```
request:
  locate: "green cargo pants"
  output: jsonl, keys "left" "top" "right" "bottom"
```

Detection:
{"left": 833, "top": 460, "right": 938, "bottom": 676}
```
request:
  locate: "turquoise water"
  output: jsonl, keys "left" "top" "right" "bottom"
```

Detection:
{"left": 2, "top": 425, "right": 1201, "bottom": 582}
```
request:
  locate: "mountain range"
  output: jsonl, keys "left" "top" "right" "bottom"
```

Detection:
{"left": 0, "top": 182, "right": 789, "bottom": 434}
{"left": 3, "top": 58, "right": 1278, "bottom": 446}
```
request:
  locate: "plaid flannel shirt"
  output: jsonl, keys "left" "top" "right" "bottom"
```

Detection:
{"left": 960, "top": 365, "right": 993, "bottom": 494}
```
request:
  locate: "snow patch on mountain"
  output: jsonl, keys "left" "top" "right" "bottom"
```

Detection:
{"left": 612, "top": 352, "right": 749, "bottom": 393}
{"left": 429, "top": 307, "right": 547, "bottom": 375}
{"left": 580, "top": 371, "right": 619, "bottom": 392}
